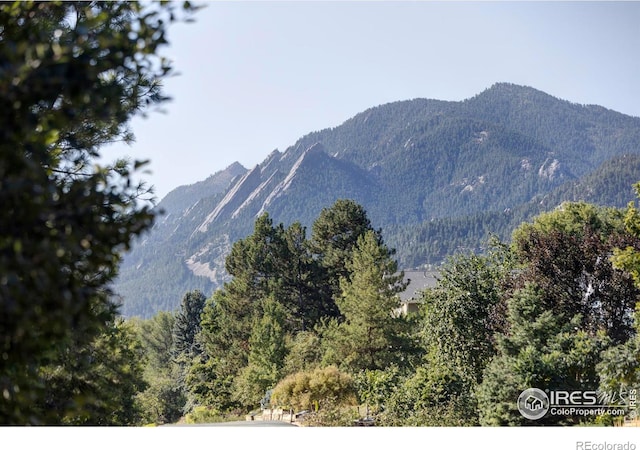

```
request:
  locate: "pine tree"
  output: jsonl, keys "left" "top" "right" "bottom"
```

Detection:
{"left": 309, "top": 199, "right": 381, "bottom": 310}
{"left": 330, "top": 230, "right": 410, "bottom": 371}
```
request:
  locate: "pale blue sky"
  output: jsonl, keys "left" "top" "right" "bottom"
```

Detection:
{"left": 106, "top": 1, "right": 640, "bottom": 200}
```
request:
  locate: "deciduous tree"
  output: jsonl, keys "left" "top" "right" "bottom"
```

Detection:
{"left": 0, "top": 1, "right": 195, "bottom": 424}
{"left": 513, "top": 202, "right": 640, "bottom": 343}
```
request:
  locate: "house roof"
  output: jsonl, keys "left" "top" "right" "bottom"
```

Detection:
{"left": 398, "top": 270, "right": 439, "bottom": 302}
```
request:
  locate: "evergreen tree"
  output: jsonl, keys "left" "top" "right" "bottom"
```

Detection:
{"left": 309, "top": 199, "right": 381, "bottom": 310}
{"left": 138, "top": 311, "right": 176, "bottom": 371}
{"left": 134, "top": 311, "right": 185, "bottom": 425}
{"left": 172, "top": 290, "right": 207, "bottom": 358}
{"left": 477, "top": 284, "right": 610, "bottom": 426}
{"left": 597, "top": 305, "right": 640, "bottom": 422}
{"left": 37, "top": 319, "right": 148, "bottom": 425}
{"left": 172, "top": 289, "right": 206, "bottom": 415}
{"left": 280, "top": 222, "right": 333, "bottom": 330}
{"left": 328, "top": 230, "right": 410, "bottom": 371}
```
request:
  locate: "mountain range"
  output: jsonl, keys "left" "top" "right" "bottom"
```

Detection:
{"left": 114, "top": 83, "right": 640, "bottom": 318}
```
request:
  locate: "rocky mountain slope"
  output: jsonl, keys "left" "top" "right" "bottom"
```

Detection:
{"left": 114, "top": 83, "right": 640, "bottom": 318}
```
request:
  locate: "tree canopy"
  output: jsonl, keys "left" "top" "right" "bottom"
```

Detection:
{"left": 0, "top": 1, "right": 195, "bottom": 424}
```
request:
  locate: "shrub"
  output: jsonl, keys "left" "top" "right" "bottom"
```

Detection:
{"left": 271, "top": 366, "right": 357, "bottom": 412}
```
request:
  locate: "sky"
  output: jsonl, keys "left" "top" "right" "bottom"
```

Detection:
{"left": 105, "top": 1, "right": 640, "bottom": 201}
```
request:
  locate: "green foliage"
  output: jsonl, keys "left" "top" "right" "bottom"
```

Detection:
{"left": 233, "top": 297, "right": 288, "bottom": 408}
{"left": 172, "top": 290, "right": 207, "bottom": 357}
{"left": 132, "top": 311, "right": 185, "bottom": 425}
{"left": 477, "top": 284, "right": 610, "bottom": 426}
{"left": 198, "top": 290, "right": 250, "bottom": 390}
{"left": 134, "top": 193, "right": 640, "bottom": 426}
{"left": 418, "top": 241, "right": 513, "bottom": 386}
{"left": 597, "top": 305, "right": 640, "bottom": 422}
{"left": 168, "top": 289, "right": 208, "bottom": 416}
{"left": 136, "top": 311, "right": 176, "bottom": 371}
{"left": 282, "top": 331, "right": 324, "bottom": 376}
{"left": 353, "top": 366, "right": 402, "bottom": 416}
{"left": 307, "top": 199, "right": 381, "bottom": 322}
{"left": 183, "top": 356, "right": 239, "bottom": 415}
{"left": 512, "top": 202, "right": 640, "bottom": 343}
{"left": 136, "top": 374, "right": 185, "bottom": 426}
{"left": 192, "top": 200, "right": 403, "bottom": 415}
{"left": 38, "top": 319, "right": 148, "bottom": 425}
{"left": 0, "top": 0, "right": 196, "bottom": 424}
{"left": 326, "top": 230, "right": 413, "bottom": 371}
{"left": 381, "top": 364, "right": 478, "bottom": 426}
{"left": 270, "top": 366, "right": 357, "bottom": 412}
{"left": 310, "top": 199, "right": 377, "bottom": 272}
{"left": 612, "top": 182, "right": 640, "bottom": 288}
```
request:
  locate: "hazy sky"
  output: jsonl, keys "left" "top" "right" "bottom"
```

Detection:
{"left": 105, "top": 1, "right": 640, "bottom": 200}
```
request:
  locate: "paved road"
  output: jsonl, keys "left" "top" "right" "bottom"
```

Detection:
{"left": 165, "top": 420, "right": 297, "bottom": 427}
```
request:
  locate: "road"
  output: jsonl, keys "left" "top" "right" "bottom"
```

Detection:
{"left": 164, "top": 420, "right": 298, "bottom": 427}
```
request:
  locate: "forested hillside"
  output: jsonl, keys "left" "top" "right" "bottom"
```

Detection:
{"left": 114, "top": 83, "right": 640, "bottom": 318}
{"left": 131, "top": 197, "right": 640, "bottom": 426}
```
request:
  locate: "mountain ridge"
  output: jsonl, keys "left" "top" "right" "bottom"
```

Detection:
{"left": 115, "top": 83, "right": 640, "bottom": 318}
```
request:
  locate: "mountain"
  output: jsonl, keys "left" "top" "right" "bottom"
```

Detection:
{"left": 115, "top": 83, "right": 640, "bottom": 318}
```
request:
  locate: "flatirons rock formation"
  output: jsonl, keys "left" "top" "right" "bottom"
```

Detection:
{"left": 114, "top": 83, "right": 640, "bottom": 318}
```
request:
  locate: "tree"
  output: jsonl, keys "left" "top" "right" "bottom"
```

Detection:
{"left": 37, "top": 319, "right": 148, "bottom": 425}
{"left": 280, "top": 222, "right": 333, "bottom": 330}
{"left": 597, "top": 305, "right": 640, "bottom": 422}
{"left": 309, "top": 199, "right": 381, "bottom": 311}
{"left": 282, "top": 330, "right": 324, "bottom": 376}
{"left": 224, "top": 214, "right": 332, "bottom": 332}
{"left": 0, "top": 1, "right": 196, "bottom": 424}
{"left": 612, "top": 182, "right": 640, "bottom": 287}
{"left": 172, "top": 290, "right": 207, "bottom": 358}
{"left": 353, "top": 366, "right": 401, "bottom": 418}
{"left": 418, "top": 240, "right": 514, "bottom": 387}
{"left": 197, "top": 290, "right": 251, "bottom": 398}
{"left": 233, "top": 297, "right": 288, "bottom": 408}
{"left": 137, "top": 311, "right": 176, "bottom": 372}
{"left": 172, "top": 289, "right": 206, "bottom": 416}
{"left": 183, "top": 356, "right": 238, "bottom": 417}
{"left": 193, "top": 202, "right": 392, "bottom": 415}
{"left": 477, "top": 284, "right": 610, "bottom": 426}
{"left": 376, "top": 240, "right": 514, "bottom": 426}
{"left": 327, "top": 230, "right": 411, "bottom": 372}
{"left": 513, "top": 202, "right": 640, "bottom": 343}
{"left": 133, "top": 311, "right": 185, "bottom": 425}
{"left": 194, "top": 214, "right": 287, "bottom": 412}
{"left": 381, "top": 362, "right": 477, "bottom": 426}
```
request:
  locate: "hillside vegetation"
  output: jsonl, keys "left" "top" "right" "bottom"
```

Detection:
{"left": 114, "top": 83, "right": 640, "bottom": 318}
{"left": 132, "top": 197, "right": 640, "bottom": 426}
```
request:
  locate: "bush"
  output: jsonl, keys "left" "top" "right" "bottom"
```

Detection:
{"left": 184, "top": 406, "right": 244, "bottom": 424}
{"left": 271, "top": 366, "right": 357, "bottom": 412}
